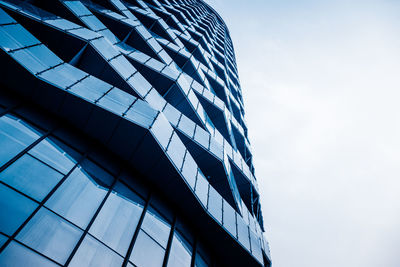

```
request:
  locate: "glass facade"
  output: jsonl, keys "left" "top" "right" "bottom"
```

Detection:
{"left": 0, "top": 0, "right": 271, "bottom": 266}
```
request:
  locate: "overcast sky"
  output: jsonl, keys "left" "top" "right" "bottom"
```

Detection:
{"left": 206, "top": 0, "right": 400, "bottom": 266}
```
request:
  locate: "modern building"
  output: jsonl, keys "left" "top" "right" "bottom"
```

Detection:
{"left": 0, "top": 0, "right": 271, "bottom": 266}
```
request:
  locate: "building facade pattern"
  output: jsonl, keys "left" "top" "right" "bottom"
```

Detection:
{"left": 0, "top": 0, "right": 271, "bottom": 266}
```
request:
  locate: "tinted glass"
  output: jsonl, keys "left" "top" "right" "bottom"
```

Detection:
{"left": 29, "top": 138, "right": 76, "bottom": 174}
{"left": 167, "top": 232, "right": 192, "bottom": 267}
{"left": 141, "top": 206, "right": 171, "bottom": 248}
{"left": 89, "top": 182, "right": 144, "bottom": 255}
{"left": 16, "top": 208, "right": 82, "bottom": 264}
{"left": 0, "top": 154, "right": 64, "bottom": 201}
{"left": 45, "top": 167, "right": 108, "bottom": 229}
{"left": 129, "top": 230, "right": 165, "bottom": 267}
{"left": 0, "top": 114, "right": 41, "bottom": 166}
{"left": 0, "top": 184, "right": 38, "bottom": 236}
{"left": 69, "top": 235, "right": 123, "bottom": 267}
{"left": 0, "top": 241, "right": 59, "bottom": 267}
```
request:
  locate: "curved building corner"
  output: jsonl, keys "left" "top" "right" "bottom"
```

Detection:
{"left": 0, "top": 0, "right": 271, "bottom": 266}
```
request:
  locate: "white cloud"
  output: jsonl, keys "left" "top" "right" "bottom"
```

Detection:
{"left": 209, "top": 0, "right": 400, "bottom": 266}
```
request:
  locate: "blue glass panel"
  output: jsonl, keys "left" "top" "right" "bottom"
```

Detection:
{"left": 69, "top": 75, "right": 112, "bottom": 103}
{"left": 99, "top": 29, "right": 119, "bottom": 44}
{"left": 29, "top": 138, "right": 76, "bottom": 175}
{"left": 0, "top": 8, "right": 16, "bottom": 25}
{"left": 178, "top": 115, "right": 196, "bottom": 138}
{"left": 64, "top": 1, "right": 92, "bottom": 16}
{"left": 80, "top": 159, "right": 114, "bottom": 187}
{"left": 68, "top": 28, "right": 99, "bottom": 40}
{"left": 129, "top": 50, "right": 150, "bottom": 64}
{"left": 69, "top": 235, "right": 123, "bottom": 267}
{"left": 45, "top": 167, "right": 108, "bottom": 229}
{"left": 167, "top": 231, "right": 192, "bottom": 267}
{"left": 125, "top": 100, "right": 158, "bottom": 128}
{"left": 194, "top": 171, "right": 208, "bottom": 207}
{"left": 126, "top": 73, "right": 152, "bottom": 96}
{"left": 97, "top": 89, "right": 133, "bottom": 115}
{"left": 11, "top": 45, "right": 62, "bottom": 74}
{"left": 207, "top": 187, "right": 222, "bottom": 223}
{"left": 39, "top": 63, "right": 87, "bottom": 89}
{"left": 0, "top": 241, "right": 59, "bottom": 267}
{"left": 0, "top": 233, "right": 7, "bottom": 247}
{"left": 0, "top": 154, "right": 64, "bottom": 201}
{"left": 141, "top": 206, "right": 171, "bottom": 248}
{"left": 91, "top": 37, "right": 119, "bottom": 60}
{"left": 129, "top": 230, "right": 165, "bottom": 267}
{"left": 222, "top": 200, "right": 237, "bottom": 238}
{"left": 195, "top": 252, "right": 209, "bottom": 267}
{"left": 89, "top": 182, "right": 144, "bottom": 255}
{"left": 236, "top": 215, "right": 251, "bottom": 251}
{"left": 0, "top": 184, "right": 38, "bottom": 236}
{"left": 17, "top": 208, "right": 82, "bottom": 264}
{"left": 45, "top": 19, "right": 79, "bottom": 31}
{"left": 166, "top": 132, "right": 185, "bottom": 169}
{"left": 81, "top": 15, "right": 106, "bottom": 31}
{"left": 150, "top": 116, "right": 173, "bottom": 150}
{"left": 0, "top": 114, "right": 41, "bottom": 166}
{"left": 181, "top": 152, "right": 197, "bottom": 189}
{"left": 0, "top": 24, "right": 40, "bottom": 51}
{"left": 193, "top": 127, "right": 209, "bottom": 149}
{"left": 146, "top": 58, "right": 164, "bottom": 72}
{"left": 109, "top": 55, "right": 136, "bottom": 79}
{"left": 162, "top": 104, "right": 181, "bottom": 126}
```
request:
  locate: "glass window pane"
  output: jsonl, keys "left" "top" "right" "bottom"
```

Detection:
{"left": 29, "top": 138, "right": 76, "bottom": 175}
{"left": 69, "top": 235, "right": 123, "bottom": 267}
{"left": 0, "top": 241, "right": 59, "bottom": 267}
{"left": 129, "top": 230, "right": 165, "bottom": 267}
{"left": 0, "top": 114, "right": 41, "bottom": 166}
{"left": 89, "top": 182, "right": 144, "bottom": 255}
{"left": 16, "top": 208, "right": 82, "bottom": 264}
{"left": 0, "top": 233, "right": 7, "bottom": 247}
{"left": 167, "top": 232, "right": 192, "bottom": 267}
{"left": 207, "top": 187, "right": 222, "bottom": 223}
{"left": 45, "top": 167, "right": 108, "bottom": 229}
{"left": 125, "top": 100, "right": 158, "bottom": 128}
{"left": 0, "top": 184, "right": 38, "bottom": 236}
{"left": 0, "top": 24, "right": 40, "bottom": 51}
{"left": 0, "top": 154, "right": 64, "bottom": 201}
{"left": 141, "top": 206, "right": 171, "bottom": 248}
{"left": 195, "top": 253, "right": 209, "bottom": 267}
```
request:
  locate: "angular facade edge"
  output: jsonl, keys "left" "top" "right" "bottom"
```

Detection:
{"left": 0, "top": 0, "right": 271, "bottom": 266}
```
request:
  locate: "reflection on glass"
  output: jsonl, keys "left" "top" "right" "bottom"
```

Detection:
{"left": 89, "top": 182, "right": 144, "bottom": 255}
{"left": 130, "top": 230, "right": 165, "bottom": 267}
{"left": 0, "top": 154, "right": 64, "bottom": 201}
{"left": 69, "top": 235, "right": 123, "bottom": 267}
{"left": 0, "top": 184, "right": 37, "bottom": 236}
{"left": 16, "top": 208, "right": 82, "bottom": 264}
{"left": 195, "top": 252, "right": 209, "bottom": 267}
{"left": 167, "top": 231, "right": 192, "bottom": 267}
{"left": 0, "top": 114, "right": 41, "bottom": 166}
{"left": 29, "top": 138, "right": 76, "bottom": 174}
{"left": 0, "top": 233, "right": 7, "bottom": 248}
{"left": 46, "top": 167, "right": 108, "bottom": 229}
{"left": 141, "top": 206, "right": 171, "bottom": 248}
{"left": 0, "top": 241, "right": 59, "bottom": 267}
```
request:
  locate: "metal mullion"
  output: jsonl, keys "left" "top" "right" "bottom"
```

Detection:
{"left": 162, "top": 215, "right": 177, "bottom": 267}
{"left": 0, "top": 150, "right": 85, "bottom": 254}
{"left": 12, "top": 239, "right": 63, "bottom": 266}
{"left": 64, "top": 173, "right": 120, "bottom": 266}
{"left": 0, "top": 103, "right": 19, "bottom": 117}
{"left": 0, "top": 125, "right": 56, "bottom": 173}
{"left": 190, "top": 237, "right": 198, "bottom": 267}
{"left": 121, "top": 192, "right": 152, "bottom": 267}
